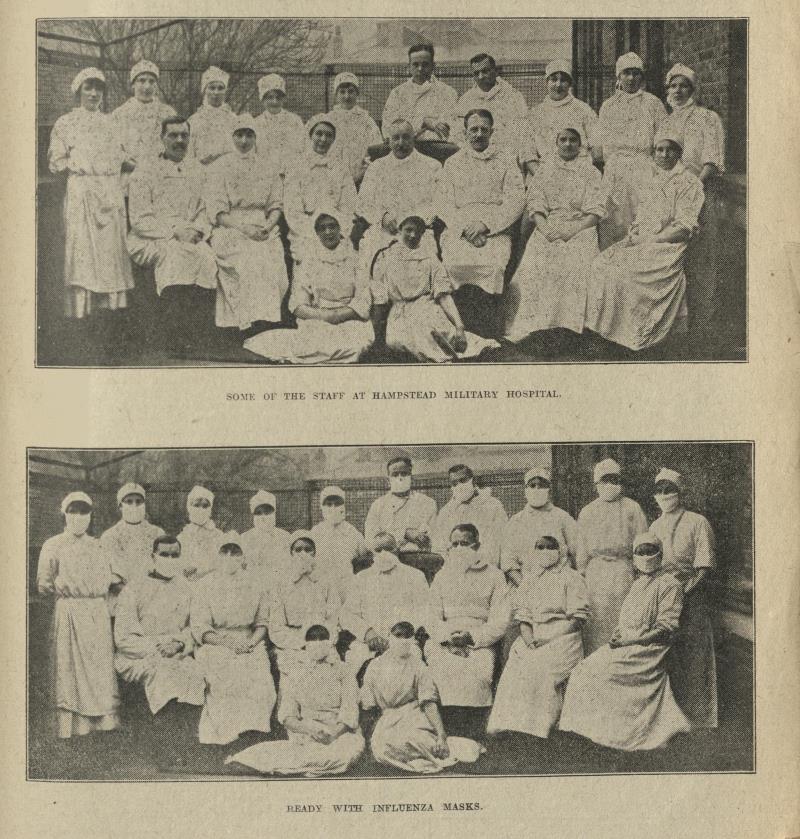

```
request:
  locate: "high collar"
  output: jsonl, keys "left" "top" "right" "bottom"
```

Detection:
{"left": 472, "top": 77, "right": 507, "bottom": 101}
{"left": 464, "top": 144, "right": 498, "bottom": 161}
{"left": 307, "top": 150, "right": 333, "bottom": 168}
{"left": 525, "top": 501, "right": 553, "bottom": 513}
{"left": 666, "top": 96, "right": 696, "bottom": 112}
{"left": 615, "top": 88, "right": 644, "bottom": 102}
{"left": 653, "top": 160, "right": 687, "bottom": 184}
{"left": 544, "top": 91, "right": 575, "bottom": 109}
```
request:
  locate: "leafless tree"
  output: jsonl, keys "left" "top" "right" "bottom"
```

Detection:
{"left": 39, "top": 18, "right": 332, "bottom": 115}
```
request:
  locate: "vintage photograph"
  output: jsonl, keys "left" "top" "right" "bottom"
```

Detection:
{"left": 36, "top": 17, "right": 747, "bottom": 367}
{"left": 27, "top": 442, "right": 754, "bottom": 780}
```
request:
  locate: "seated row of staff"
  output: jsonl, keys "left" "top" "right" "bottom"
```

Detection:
{"left": 48, "top": 52, "right": 722, "bottom": 360}
{"left": 36, "top": 458, "right": 718, "bottom": 770}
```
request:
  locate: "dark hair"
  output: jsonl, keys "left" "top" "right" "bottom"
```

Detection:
{"left": 464, "top": 108, "right": 494, "bottom": 128}
{"left": 73, "top": 77, "right": 106, "bottom": 105}
{"left": 305, "top": 624, "right": 330, "bottom": 642}
{"left": 314, "top": 213, "right": 341, "bottom": 233}
{"left": 161, "top": 116, "right": 190, "bottom": 137}
{"left": 308, "top": 119, "right": 336, "bottom": 138}
{"left": 390, "top": 621, "right": 415, "bottom": 638}
{"left": 290, "top": 536, "right": 316, "bottom": 553}
{"left": 448, "top": 464, "right": 474, "bottom": 479}
{"left": 253, "top": 503, "right": 275, "bottom": 515}
{"left": 654, "top": 480, "right": 680, "bottom": 493}
{"left": 387, "top": 455, "right": 412, "bottom": 472}
{"left": 408, "top": 43, "right": 434, "bottom": 61}
{"left": 152, "top": 535, "right": 181, "bottom": 554}
{"left": 451, "top": 523, "right": 480, "bottom": 542}
{"left": 535, "top": 535, "right": 560, "bottom": 551}
{"left": 634, "top": 541, "right": 661, "bottom": 556}
{"left": 65, "top": 500, "right": 92, "bottom": 514}
{"left": 220, "top": 543, "right": 243, "bottom": 556}
{"left": 470, "top": 53, "right": 496, "bottom": 69}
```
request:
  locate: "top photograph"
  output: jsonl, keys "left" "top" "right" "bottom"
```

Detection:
{"left": 36, "top": 17, "right": 747, "bottom": 368}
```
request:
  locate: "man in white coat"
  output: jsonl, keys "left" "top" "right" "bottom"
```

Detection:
{"left": 127, "top": 116, "right": 218, "bottom": 356}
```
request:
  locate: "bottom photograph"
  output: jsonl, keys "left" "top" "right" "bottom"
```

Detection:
{"left": 27, "top": 442, "right": 753, "bottom": 780}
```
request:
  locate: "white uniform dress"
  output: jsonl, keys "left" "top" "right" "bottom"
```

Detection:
{"left": 595, "top": 89, "right": 666, "bottom": 248}
{"left": 500, "top": 502, "right": 580, "bottom": 576}
{"left": 244, "top": 237, "right": 373, "bottom": 364}
{"left": 425, "top": 554, "right": 510, "bottom": 706}
{"left": 268, "top": 566, "right": 341, "bottom": 676}
{"left": 521, "top": 93, "right": 598, "bottom": 170}
{"left": 187, "top": 103, "right": 237, "bottom": 165}
{"left": 585, "top": 161, "right": 705, "bottom": 350}
{"left": 111, "top": 97, "right": 176, "bottom": 192}
{"left": 177, "top": 521, "right": 224, "bottom": 581}
{"left": 191, "top": 570, "right": 275, "bottom": 744}
{"left": 100, "top": 518, "right": 165, "bottom": 616}
{"left": 576, "top": 495, "right": 649, "bottom": 653}
{"left": 228, "top": 650, "right": 364, "bottom": 776}
{"left": 356, "top": 149, "right": 441, "bottom": 270}
{"left": 649, "top": 508, "right": 717, "bottom": 728}
{"left": 362, "top": 653, "right": 480, "bottom": 773}
{"left": 326, "top": 105, "right": 382, "bottom": 183}
{"left": 127, "top": 156, "right": 218, "bottom": 296}
{"left": 205, "top": 150, "right": 288, "bottom": 329}
{"left": 456, "top": 77, "right": 530, "bottom": 159}
{"left": 240, "top": 525, "right": 292, "bottom": 588}
{"left": 487, "top": 564, "right": 589, "bottom": 737}
{"left": 254, "top": 109, "right": 306, "bottom": 177}
{"left": 114, "top": 573, "right": 205, "bottom": 713}
{"left": 381, "top": 76, "right": 458, "bottom": 142}
{"left": 437, "top": 146, "right": 525, "bottom": 295}
{"left": 283, "top": 151, "right": 356, "bottom": 260}
{"left": 37, "top": 531, "right": 120, "bottom": 738}
{"left": 371, "top": 242, "right": 498, "bottom": 362}
{"left": 504, "top": 156, "right": 606, "bottom": 339}
{"left": 559, "top": 571, "right": 691, "bottom": 750}
{"left": 309, "top": 519, "right": 368, "bottom": 601}
{"left": 47, "top": 107, "right": 134, "bottom": 317}
{"left": 431, "top": 488, "right": 508, "bottom": 566}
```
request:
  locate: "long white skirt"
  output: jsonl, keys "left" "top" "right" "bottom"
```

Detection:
{"left": 51, "top": 597, "right": 120, "bottom": 738}
{"left": 487, "top": 631, "right": 583, "bottom": 738}
{"left": 371, "top": 701, "right": 482, "bottom": 773}
{"left": 559, "top": 642, "right": 690, "bottom": 750}
{"left": 440, "top": 230, "right": 512, "bottom": 295}
{"left": 598, "top": 152, "right": 652, "bottom": 250}
{"left": 127, "top": 234, "right": 218, "bottom": 297}
{"left": 505, "top": 226, "right": 599, "bottom": 338}
{"left": 386, "top": 297, "right": 498, "bottom": 362}
{"left": 211, "top": 227, "right": 288, "bottom": 329}
{"left": 62, "top": 174, "right": 134, "bottom": 314}
{"left": 227, "top": 729, "right": 365, "bottom": 776}
{"left": 585, "top": 240, "right": 689, "bottom": 350}
{"left": 583, "top": 558, "right": 635, "bottom": 655}
{"left": 424, "top": 641, "right": 496, "bottom": 707}
{"left": 195, "top": 642, "right": 276, "bottom": 744}
{"left": 244, "top": 317, "right": 374, "bottom": 364}
{"left": 115, "top": 650, "right": 206, "bottom": 714}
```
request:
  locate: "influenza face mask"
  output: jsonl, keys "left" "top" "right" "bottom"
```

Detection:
{"left": 153, "top": 552, "right": 182, "bottom": 579}
{"left": 373, "top": 549, "right": 397, "bottom": 573}
{"left": 596, "top": 483, "right": 622, "bottom": 502}
{"left": 633, "top": 549, "right": 662, "bottom": 574}
{"left": 526, "top": 487, "right": 550, "bottom": 508}
{"left": 121, "top": 501, "right": 146, "bottom": 524}
{"left": 65, "top": 512, "right": 91, "bottom": 536}
{"left": 389, "top": 475, "right": 412, "bottom": 495}
{"left": 533, "top": 548, "right": 560, "bottom": 569}
{"left": 253, "top": 511, "right": 276, "bottom": 531}
{"left": 188, "top": 504, "right": 212, "bottom": 526}
{"left": 388, "top": 636, "right": 415, "bottom": 658}
{"left": 321, "top": 504, "right": 346, "bottom": 525}
{"left": 305, "top": 640, "right": 332, "bottom": 662}
{"left": 654, "top": 493, "right": 680, "bottom": 514}
{"left": 449, "top": 545, "right": 477, "bottom": 569}
{"left": 452, "top": 479, "right": 476, "bottom": 504}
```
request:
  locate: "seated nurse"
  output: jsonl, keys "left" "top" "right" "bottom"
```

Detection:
{"left": 584, "top": 130, "right": 705, "bottom": 351}
{"left": 244, "top": 208, "right": 374, "bottom": 364}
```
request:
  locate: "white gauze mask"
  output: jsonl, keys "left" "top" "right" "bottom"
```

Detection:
{"left": 254, "top": 512, "right": 276, "bottom": 530}
{"left": 526, "top": 487, "right": 550, "bottom": 508}
{"left": 389, "top": 475, "right": 412, "bottom": 495}
{"left": 654, "top": 493, "right": 680, "bottom": 514}
{"left": 533, "top": 548, "right": 560, "bottom": 568}
{"left": 321, "top": 505, "right": 346, "bottom": 525}
{"left": 597, "top": 483, "right": 622, "bottom": 502}
{"left": 373, "top": 550, "right": 396, "bottom": 573}
{"left": 452, "top": 480, "right": 475, "bottom": 504}
{"left": 65, "top": 513, "right": 91, "bottom": 536}
{"left": 188, "top": 505, "right": 212, "bottom": 526}
{"left": 121, "top": 503, "right": 145, "bottom": 524}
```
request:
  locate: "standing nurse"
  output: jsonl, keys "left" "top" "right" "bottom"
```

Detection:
{"left": 648, "top": 468, "right": 718, "bottom": 728}
{"left": 576, "top": 459, "right": 648, "bottom": 653}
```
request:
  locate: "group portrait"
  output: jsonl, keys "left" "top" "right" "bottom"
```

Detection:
{"left": 27, "top": 442, "right": 754, "bottom": 780}
{"left": 36, "top": 17, "right": 747, "bottom": 367}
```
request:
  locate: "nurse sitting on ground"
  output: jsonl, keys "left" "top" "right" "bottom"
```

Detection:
{"left": 370, "top": 211, "right": 498, "bottom": 362}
